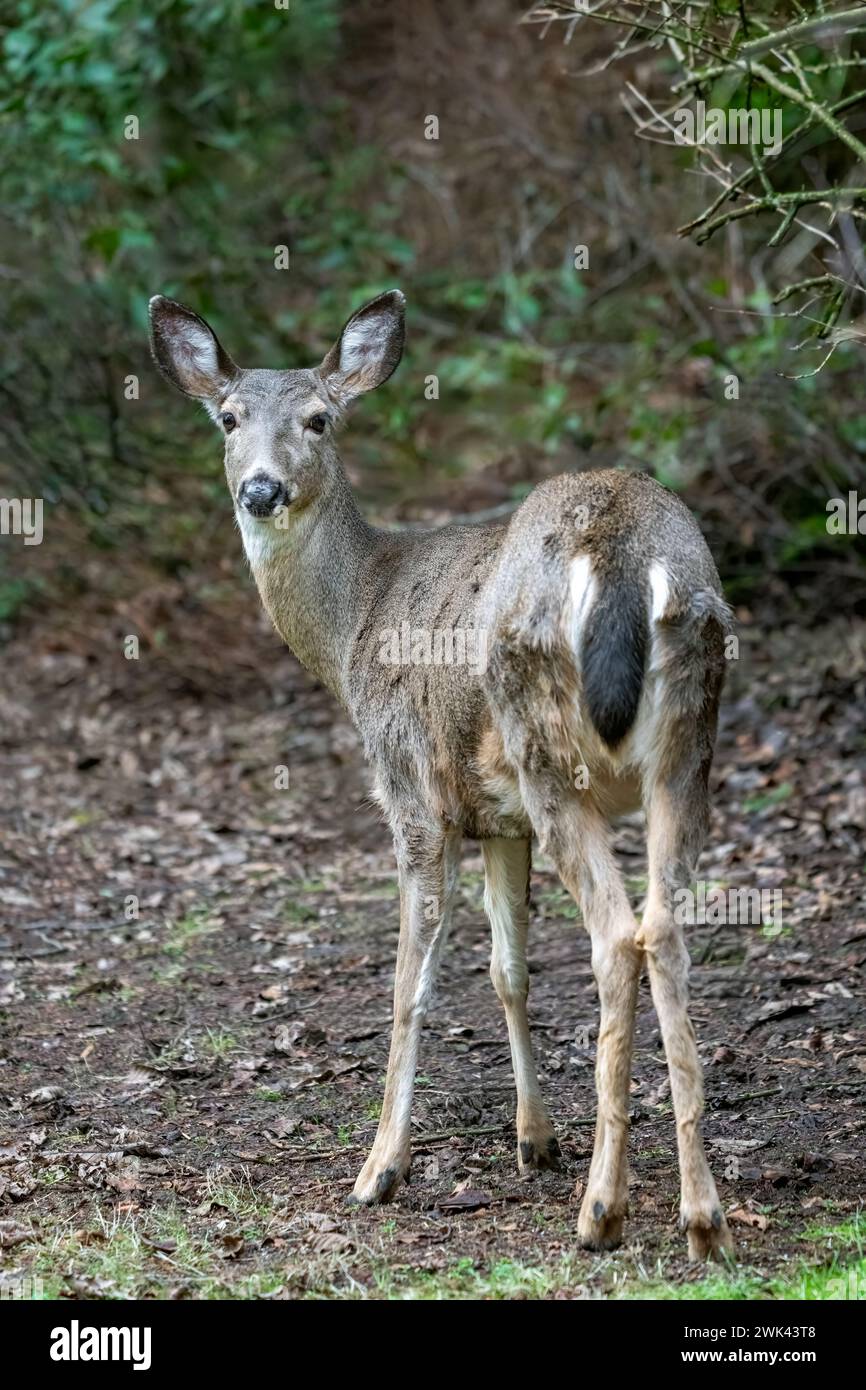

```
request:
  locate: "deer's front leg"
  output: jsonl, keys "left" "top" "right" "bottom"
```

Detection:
{"left": 350, "top": 824, "right": 460, "bottom": 1205}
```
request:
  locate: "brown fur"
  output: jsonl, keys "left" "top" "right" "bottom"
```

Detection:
{"left": 149, "top": 290, "right": 734, "bottom": 1259}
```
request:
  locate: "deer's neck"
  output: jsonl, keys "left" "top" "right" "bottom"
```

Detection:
{"left": 237, "top": 470, "right": 380, "bottom": 705}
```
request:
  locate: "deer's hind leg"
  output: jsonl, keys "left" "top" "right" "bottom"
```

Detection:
{"left": 516, "top": 772, "right": 642, "bottom": 1250}
{"left": 564, "top": 804, "right": 642, "bottom": 1250}
{"left": 485, "top": 642, "right": 641, "bottom": 1248}
{"left": 482, "top": 836, "right": 560, "bottom": 1173}
{"left": 637, "top": 612, "right": 732, "bottom": 1260}
{"left": 638, "top": 767, "right": 732, "bottom": 1260}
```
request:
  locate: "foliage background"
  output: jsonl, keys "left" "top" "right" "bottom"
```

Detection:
{"left": 1, "top": 0, "right": 865, "bottom": 629}
{"left": 1, "top": 2, "right": 865, "bottom": 1304}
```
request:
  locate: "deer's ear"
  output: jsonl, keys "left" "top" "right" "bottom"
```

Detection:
{"left": 149, "top": 296, "right": 238, "bottom": 402}
{"left": 320, "top": 289, "right": 405, "bottom": 403}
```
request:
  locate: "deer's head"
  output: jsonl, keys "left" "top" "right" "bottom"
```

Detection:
{"left": 148, "top": 290, "right": 405, "bottom": 522}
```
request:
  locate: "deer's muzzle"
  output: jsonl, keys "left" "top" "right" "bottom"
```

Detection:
{"left": 238, "top": 473, "right": 287, "bottom": 518}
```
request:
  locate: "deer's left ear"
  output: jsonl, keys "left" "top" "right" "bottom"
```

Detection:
{"left": 149, "top": 296, "right": 239, "bottom": 402}
{"left": 320, "top": 289, "right": 405, "bottom": 403}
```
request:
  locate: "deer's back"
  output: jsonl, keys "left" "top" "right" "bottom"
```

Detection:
{"left": 347, "top": 469, "right": 727, "bottom": 838}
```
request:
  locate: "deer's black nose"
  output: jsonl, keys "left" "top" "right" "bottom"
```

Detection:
{"left": 239, "top": 474, "right": 287, "bottom": 517}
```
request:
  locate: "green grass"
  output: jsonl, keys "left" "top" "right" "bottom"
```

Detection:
{"left": 9, "top": 1205, "right": 864, "bottom": 1302}
{"left": 36, "top": 1165, "right": 70, "bottom": 1187}
{"left": 199, "top": 1028, "right": 238, "bottom": 1060}
{"left": 367, "top": 1255, "right": 576, "bottom": 1300}
{"left": 162, "top": 907, "right": 221, "bottom": 957}
{"left": 22, "top": 1177, "right": 284, "bottom": 1299}
{"left": 625, "top": 1212, "right": 865, "bottom": 1301}
{"left": 363, "top": 1237, "right": 866, "bottom": 1303}
{"left": 627, "top": 1258, "right": 865, "bottom": 1301}
{"left": 201, "top": 1171, "right": 273, "bottom": 1230}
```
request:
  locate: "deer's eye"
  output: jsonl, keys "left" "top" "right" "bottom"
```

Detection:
{"left": 306, "top": 414, "right": 327, "bottom": 434}
{"left": 220, "top": 411, "right": 237, "bottom": 433}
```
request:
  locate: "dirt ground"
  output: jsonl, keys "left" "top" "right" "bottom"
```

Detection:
{"left": 1, "top": 556, "right": 865, "bottom": 1299}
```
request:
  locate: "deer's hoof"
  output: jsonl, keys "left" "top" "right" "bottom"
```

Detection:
{"left": 348, "top": 1156, "right": 409, "bottom": 1206}
{"left": 577, "top": 1195, "right": 626, "bottom": 1251}
{"left": 518, "top": 1133, "right": 561, "bottom": 1173}
{"left": 682, "top": 1207, "right": 734, "bottom": 1262}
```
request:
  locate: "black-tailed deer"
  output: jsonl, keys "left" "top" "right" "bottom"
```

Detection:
{"left": 149, "top": 289, "right": 733, "bottom": 1259}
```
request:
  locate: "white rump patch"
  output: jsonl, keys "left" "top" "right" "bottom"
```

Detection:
{"left": 649, "top": 562, "right": 670, "bottom": 622}
{"left": 567, "top": 553, "right": 595, "bottom": 647}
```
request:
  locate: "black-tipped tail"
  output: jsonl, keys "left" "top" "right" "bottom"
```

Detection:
{"left": 580, "top": 571, "right": 648, "bottom": 747}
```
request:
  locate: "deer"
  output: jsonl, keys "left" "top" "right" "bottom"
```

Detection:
{"left": 149, "top": 289, "right": 734, "bottom": 1260}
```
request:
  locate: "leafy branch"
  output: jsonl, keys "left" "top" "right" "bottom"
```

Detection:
{"left": 524, "top": 1, "right": 866, "bottom": 369}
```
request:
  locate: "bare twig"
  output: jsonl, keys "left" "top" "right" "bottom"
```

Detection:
{"left": 531, "top": 0, "right": 866, "bottom": 362}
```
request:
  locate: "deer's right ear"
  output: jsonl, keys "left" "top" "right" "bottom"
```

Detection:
{"left": 148, "top": 296, "right": 238, "bottom": 403}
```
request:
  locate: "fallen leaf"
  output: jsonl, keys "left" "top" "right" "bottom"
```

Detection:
{"left": 710, "top": 1137, "right": 770, "bottom": 1154}
{"left": 106, "top": 1166, "right": 144, "bottom": 1193}
{"left": 266, "top": 1115, "right": 300, "bottom": 1139}
{"left": 0, "top": 1222, "right": 31, "bottom": 1249}
{"left": 761, "top": 1167, "right": 793, "bottom": 1186}
{"left": 305, "top": 1212, "right": 340, "bottom": 1233}
{"left": 747, "top": 999, "right": 816, "bottom": 1030}
{"left": 306, "top": 1231, "right": 353, "bottom": 1254}
{"left": 796, "top": 1151, "right": 834, "bottom": 1173}
{"left": 727, "top": 1206, "right": 769, "bottom": 1231}
{"left": 27, "top": 1086, "right": 62, "bottom": 1104}
{"left": 218, "top": 1233, "right": 245, "bottom": 1259}
{"left": 437, "top": 1188, "right": 493, "bottom": 1211}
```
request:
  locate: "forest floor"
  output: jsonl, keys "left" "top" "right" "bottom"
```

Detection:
{"left": 1, "top": 543, "right": 865, "bottom": 1300}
